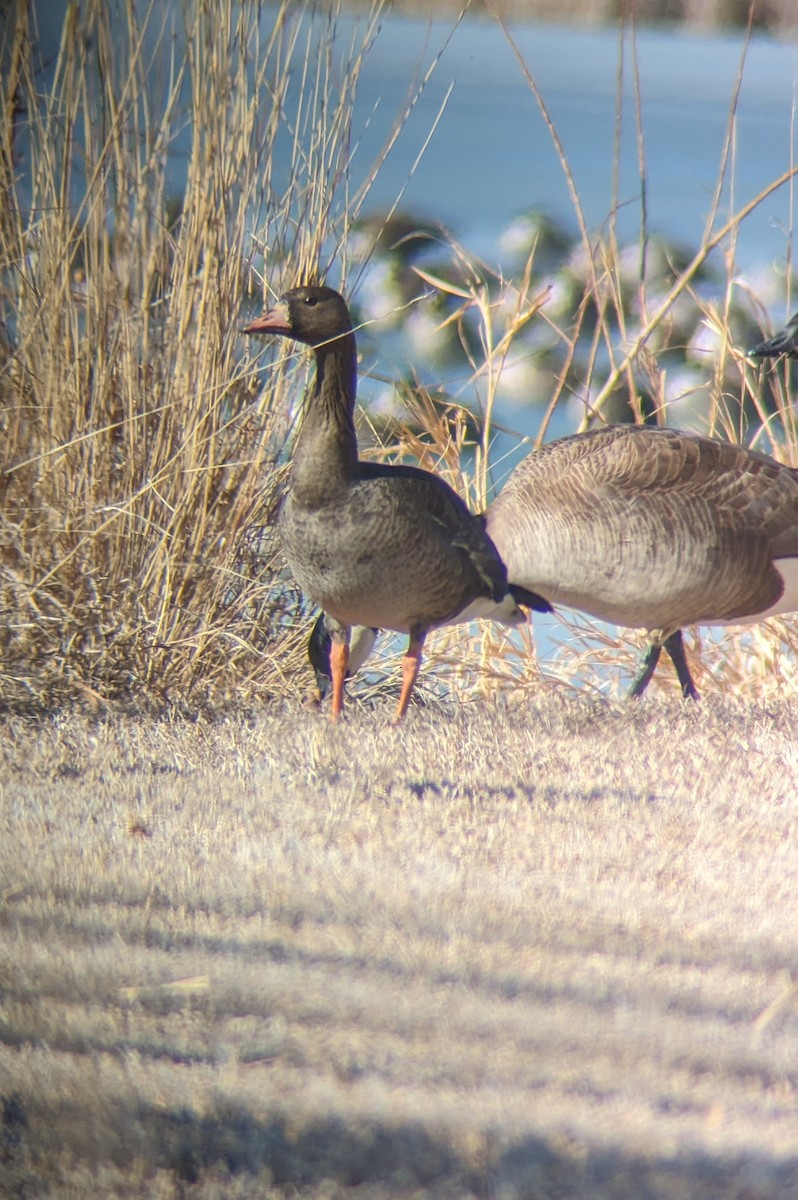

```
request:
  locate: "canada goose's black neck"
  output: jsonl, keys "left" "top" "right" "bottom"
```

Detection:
{"left": 291, "top": 327, "right": 359, "bottom": 507}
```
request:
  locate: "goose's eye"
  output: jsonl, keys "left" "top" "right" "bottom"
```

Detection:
{"left": 304, "top": 296, "right": 318, "bottom": 307}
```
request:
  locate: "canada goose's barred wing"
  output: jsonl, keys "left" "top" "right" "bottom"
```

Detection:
{"left": 488, "top": 424, "right": 798, "bottom": 633}
{"left": 499, "top": 425, "right": 798, "bottom": 546}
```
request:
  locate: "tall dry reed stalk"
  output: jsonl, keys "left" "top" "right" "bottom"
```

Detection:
{"left": 0, "top": 0, "right": 397, "bottom": 713}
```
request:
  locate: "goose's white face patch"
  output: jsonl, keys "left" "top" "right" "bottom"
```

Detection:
{"left": 716, "top": 557, "right": 798, "bottom": 626}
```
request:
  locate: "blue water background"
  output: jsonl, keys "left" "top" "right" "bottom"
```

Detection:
{"left": 293, "top": 13, "right": 798, "bottom": 270}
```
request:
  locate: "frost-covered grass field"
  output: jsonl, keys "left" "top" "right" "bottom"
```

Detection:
{"left": 2, "top": 695, "right": 798, "bottom": 1198}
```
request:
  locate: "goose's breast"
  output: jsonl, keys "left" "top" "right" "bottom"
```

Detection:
{"left": 279, "top": 491, "right": 480, "bottom": 633}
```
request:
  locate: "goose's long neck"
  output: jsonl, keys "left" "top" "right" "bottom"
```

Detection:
{"left": 291, "top": 332, "right": 359, "bottom": 506}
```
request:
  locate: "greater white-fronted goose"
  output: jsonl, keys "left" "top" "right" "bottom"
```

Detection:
{"left": 243, "top": 285, "right": 550, "bottom": 721}
{"left": 749, "top": 313, "right": 798, "bottom": 359}
{"left": 311, "top": 424, "right": 798, "bottom": 700}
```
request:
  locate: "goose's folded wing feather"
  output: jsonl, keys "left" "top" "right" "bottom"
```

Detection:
{"left": 489, "top": 425, "right": 798, "bottom": 627}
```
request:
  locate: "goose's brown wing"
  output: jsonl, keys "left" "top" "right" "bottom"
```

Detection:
{"left": 359, "top": 461, "right": 509, "bottom": 603}
{"left": 489, "top": 425, "right": 798, "bottom": 628}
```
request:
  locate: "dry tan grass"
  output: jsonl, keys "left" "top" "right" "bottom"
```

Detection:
{"left": 1, "top": 700, "right": 797, "bottom": 1197}
{"left": 0, "top": 0, "right": 399, "bottom": 713}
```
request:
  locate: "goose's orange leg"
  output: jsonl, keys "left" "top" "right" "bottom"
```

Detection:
{"left": 329, "top": 640, "right": 349, "bottom": 720}
{"left": 393, "top": 634, "right": 425, "bottom": 723}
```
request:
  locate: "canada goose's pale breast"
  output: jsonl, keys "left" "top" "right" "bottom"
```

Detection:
{"left": 487, "top": 425, "right": 798, "bottom": 633}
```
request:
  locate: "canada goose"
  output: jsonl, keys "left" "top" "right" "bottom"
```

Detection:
{"left": 488, "top": 423, "right": 798, "bottom": 697}
{"left": 243, "top": 285, "right": 550, "bottom": 721}
{"left": 310, "top": 424, "right": 798, "bottom": 700}
{"left": 748, "top": 313, "right": 798, "bottom": 360}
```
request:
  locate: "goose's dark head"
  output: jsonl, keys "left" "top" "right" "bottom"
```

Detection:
{"left": 243, "top": 285, "right": 353, "bottom": 349}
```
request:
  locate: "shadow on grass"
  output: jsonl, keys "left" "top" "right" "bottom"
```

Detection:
{"left": 3, "top": 1090, "right": 798, "bottom": 1197}
{"left": 7, "top": 890, "right": 798, "bottom": 1037}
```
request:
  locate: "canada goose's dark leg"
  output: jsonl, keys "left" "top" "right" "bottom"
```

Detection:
{"left": 628, "top": 631, "right": 699, "bottom": 700}
{"left": 329, "top": 639, "right": 350, "bottom": 720}
{"left": 663, "top": 630, "right": 699, "bottom": 700}
{"left": 628, "top": 642, "right": 662, "bottom": 698}
{"left": 394, "top": 631, "right": 425, "bottom": 723}
{"left": 308, "top": 613, "right": 333, "bottom": 701}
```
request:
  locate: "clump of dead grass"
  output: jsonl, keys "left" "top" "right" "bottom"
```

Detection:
{"left": 0, "top": 0, "right": 394, "bottom": 714}
{"left": 372, "top": 10, "right": 798, "bottom": 707}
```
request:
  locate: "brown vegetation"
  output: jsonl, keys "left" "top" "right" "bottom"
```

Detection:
{"left": 0, "top": 0, "right": 390, "bottom": 713}
{"left": 2, "top": 0, "right": 797, "bottom": 712}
